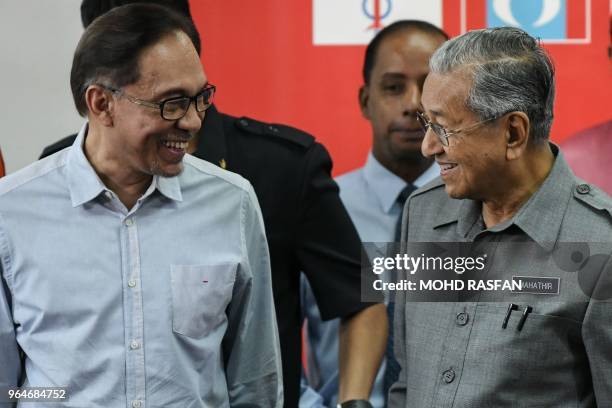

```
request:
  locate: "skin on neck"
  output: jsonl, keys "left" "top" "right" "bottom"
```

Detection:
{"left": 85, "top": 121, "right": 153, "bottom": 210}
{"left": 481, "top": 141, "right": 554, "bottom": 228}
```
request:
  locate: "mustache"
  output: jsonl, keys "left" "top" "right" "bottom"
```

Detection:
{"left": 388, "top": 119, "right": 422, "bottom": 132}
{"left": 161, "top": 131, "right": 195, "bottom": 142}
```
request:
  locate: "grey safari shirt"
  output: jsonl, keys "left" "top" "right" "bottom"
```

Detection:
{"left": 0, "top": 125, "right": 283, "bottom": 407}
{"left": 389, "top": 145, "right": 612, "bottom": 407}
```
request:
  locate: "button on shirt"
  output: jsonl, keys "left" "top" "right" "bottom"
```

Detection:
{"left": 300, "top": 153, "right": 438, "bottom": 407}
{"left": 0, "top": 125, "right": 282, "bottom": 407}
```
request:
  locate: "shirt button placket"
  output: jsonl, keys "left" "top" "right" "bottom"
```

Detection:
{"left": 123, "top": 216, "right": 145, "bottom": 406}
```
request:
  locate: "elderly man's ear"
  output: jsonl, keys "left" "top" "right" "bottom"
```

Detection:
{"left": 504, "top": 111, "right": 530, "bottom": 161}
{"left": 85, "top": 85, "right": 115, "bottom": 126}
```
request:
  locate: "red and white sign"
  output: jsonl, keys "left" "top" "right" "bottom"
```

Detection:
{"left": 193, "top": 0, "right": 611, "bottom": 176}
{"left": 313, "top": 0, "right": 442, "bottom": 45}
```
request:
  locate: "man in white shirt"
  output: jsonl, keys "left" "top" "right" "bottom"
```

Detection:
{"left": 300, "top": 20, "right": 448, "bottom": 408}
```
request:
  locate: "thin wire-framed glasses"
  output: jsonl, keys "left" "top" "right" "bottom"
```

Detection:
{"left": 416, "top": 111, "right": 500, "bottom": 146}
{"left": 102, "top": 84, "right": 216, "bottom": 121}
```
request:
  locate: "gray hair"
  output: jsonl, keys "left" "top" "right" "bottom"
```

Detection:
{"left": 429, "top": 27, "right": 555, "bottom": 144}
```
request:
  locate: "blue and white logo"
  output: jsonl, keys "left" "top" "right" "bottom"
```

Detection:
{"left": 487, "top": 0, "right": 566, "bottom": 40}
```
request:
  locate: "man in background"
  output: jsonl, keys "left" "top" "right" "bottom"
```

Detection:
{"left": 39, "top": 1, "right": 387, "bottom": 406}
{"left": 301, "top": 21, "right": 448, "bottom": 407}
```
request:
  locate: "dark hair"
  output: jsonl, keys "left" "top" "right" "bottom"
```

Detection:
{"left": 81, "top": 0, "right": 193, "bottom": 28}
{"left": 362, "top": 20, "right": 449, "bottom": 84}
{"left": 80, "top": 0, "right": 200, "bottom": 54}
{"left": 70, "top": 3, "right": 200, "bottom": 116}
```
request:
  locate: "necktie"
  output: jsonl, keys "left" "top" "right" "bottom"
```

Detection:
{"left": 394, "top": 185, "right": 416, "bottom": 242}
{"left": 384, "top": 184, "right": 416, "bottom": 403}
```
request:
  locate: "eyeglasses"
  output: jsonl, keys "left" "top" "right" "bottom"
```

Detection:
{"left": 416, "top": 111, "right": 500, "bottom": 147}
{"left": 103, "top": 84, "right": 216, "bottom": 121}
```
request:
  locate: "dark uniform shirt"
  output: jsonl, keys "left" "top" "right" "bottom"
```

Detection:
{"left": 40, "top": 106, "right": 375, "bottom": 408}
{"left": 389, "top": 145, "right": 612, "bottom": 408}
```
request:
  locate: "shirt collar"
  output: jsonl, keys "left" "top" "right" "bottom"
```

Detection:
{"left": 67, "top": 123, "right": 183, "bottom": 207}
{"left": 444, "top": 144, "right": 573, "bottom": 251}
{"left": 363, "top": 152, "right": 437, "bottom": 214}
{"left": 155, "top": 173, "right": 183, "bottom": 202}
{"left": 67, "top": 124, "right": 107, "bottom": 207}
{"left": 508, "top": 144, "right": 573, "bottom": 251}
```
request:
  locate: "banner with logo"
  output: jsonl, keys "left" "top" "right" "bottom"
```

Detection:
{"left": 192, "top": 0, "right": 610, "bottom": 176}
{"left": 313, "top": 0, "right": 443, "bottom": 44}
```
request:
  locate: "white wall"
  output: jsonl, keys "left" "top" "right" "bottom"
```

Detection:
{"left": 0, "top": 1, "right": 84, "bottom": 174}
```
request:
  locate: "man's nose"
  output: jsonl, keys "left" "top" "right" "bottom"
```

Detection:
{"left": 177, "top": 103, "right": 204, "bottom": 133}
{"left": 421, "top": 127, "right": 443, "bottom": 158}
{"left": 402, "top": 83, "right": 421, "bottom": 115}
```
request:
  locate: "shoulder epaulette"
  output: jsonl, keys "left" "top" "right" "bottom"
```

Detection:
{"left": 234, "top": 116, "right": 314, "bottom": 149}
{"left": 573, "top": 182, "right": 612, "bottom": 220}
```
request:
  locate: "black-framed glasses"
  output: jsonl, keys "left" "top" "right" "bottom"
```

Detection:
{"left": 416, "top": 111, "right": 500, "bottom": 147}
{"left": 103, "top": 84, "right": 216, "bottom": 121}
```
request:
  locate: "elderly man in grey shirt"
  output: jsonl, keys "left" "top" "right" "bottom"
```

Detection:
{"left": 0, "top": 4, "right": 281, "bottom": 407}
{"left": 389, "top": 27, "right": 612, "bottom": 407}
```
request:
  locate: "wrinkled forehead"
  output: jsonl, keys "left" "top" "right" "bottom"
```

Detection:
{"left": 373, "top": 29, "right": 447, "bottom": 74}
{"left": 422, "top": 69, "right": 474, "bottom": 118}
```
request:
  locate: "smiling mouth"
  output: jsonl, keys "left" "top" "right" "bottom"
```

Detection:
{"left": 162, "top": 140, "right": 188, "bottom": 150}
{"left": 159, "top": 139, "right": 189, "bottom": 163}
{"left": 439, "top": 163, "right": 457, "bottom": 171}
{"left": 438, "top": 162, "right": 458, "bottom": 176}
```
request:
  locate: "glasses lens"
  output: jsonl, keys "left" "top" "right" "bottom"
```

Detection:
{"left": 416, "top": 112, "right": 428, "bottom": 132}
{"left": 196, "top": 86, "right": 215, "bottom": 112}
{"left": 162, "top": 98, "right": 190, "bottom": 120}
{"left": 431, "top": 124, "right": 449, "bottom": 146}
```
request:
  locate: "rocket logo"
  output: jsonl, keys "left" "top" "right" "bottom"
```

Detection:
{"left": 313, "top": 0, "right": 442, "bottom": 45}
{"left": 363, "top": 0, "right": 393, "bottom": 32}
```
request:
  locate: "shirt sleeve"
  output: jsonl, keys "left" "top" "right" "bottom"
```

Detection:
{"left": 299, "top": 274, "right": 337, "bottom": 407}
{"left": 0, "top": 216, "right": 23, "bottom": 399}
{"left": 297, "top": 142, "right": 382, "bottom": 321}
{"left": 222, "top": 185, "right": 283, "bottom": 407}
{"left": 299, "top": 376, "right": 329, "bottom": 408}
{"left": 583, "top": 253, "right": 612, "bottom": 406}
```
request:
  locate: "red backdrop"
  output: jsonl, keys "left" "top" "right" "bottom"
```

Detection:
{"left": 0, "top": 149, "right": 5, "bottom": 178}
{"left": 190, "top": 0, "right": 611, "bottom": 176}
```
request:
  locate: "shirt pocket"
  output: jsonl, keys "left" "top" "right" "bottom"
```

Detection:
{"left": 170, "top": 264, "right": 237, "bottom": 339}
{"left": 470, "top": 303, "right": 584, "bottom": 376}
